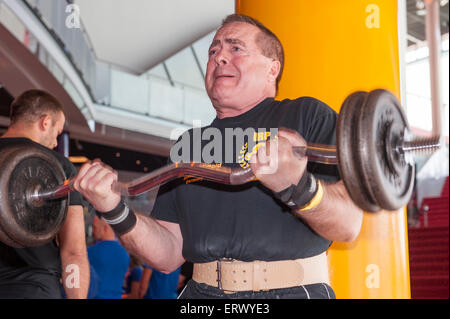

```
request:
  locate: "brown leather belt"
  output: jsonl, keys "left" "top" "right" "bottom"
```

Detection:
{"left": 192, "top": 252, "right": 329, "bottom": 292}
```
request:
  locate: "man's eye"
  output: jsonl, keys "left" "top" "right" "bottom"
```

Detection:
{"left": 209, "top": 49, "right": 216, "bottom": 56}
{"left": 232, "top": 46, "right": 240, "bottom": 52}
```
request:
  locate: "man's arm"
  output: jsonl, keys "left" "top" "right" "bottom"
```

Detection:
{"left": 293, "top": 181, "right": 363, "bottom": 242}
{"left": 251, "top": 128, "right": 363, "bottom": 242}
{"left": 58, "top": 205, "right": 90, "bottom": 299}
{"left": 119, "top": 216, "right": 185, "bottom": 274}
{"left": 72, "top": 162, "right": 185, "bottom": 273}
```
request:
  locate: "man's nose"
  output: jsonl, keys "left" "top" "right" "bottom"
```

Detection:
{"left": 215, "top": 49, "right": 229, "bottom": 65}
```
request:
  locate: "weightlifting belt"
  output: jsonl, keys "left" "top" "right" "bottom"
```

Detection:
{"left": 192, "top": 252, "right": 329, "bottom": 292}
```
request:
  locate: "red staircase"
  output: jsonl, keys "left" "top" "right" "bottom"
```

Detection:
{"left": 408, "top": 177, "right": 449, "bottom": 299}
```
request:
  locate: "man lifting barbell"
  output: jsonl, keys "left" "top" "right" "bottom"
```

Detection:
{"left": 0, "top": 14, "right": 440, "bottom": 299}
{"left": 75, "top": 14, "right": 363, "bottom": 299}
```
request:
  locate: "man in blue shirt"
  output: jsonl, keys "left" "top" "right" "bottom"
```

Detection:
{"left": 140, "top": 265, "right": 180, "bottom": 299}
{"left": 88, "top": 215, "right": 130, "bottom": 299}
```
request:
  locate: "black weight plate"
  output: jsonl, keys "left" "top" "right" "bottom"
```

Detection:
{"left": 0, "top": 147, "right": 25, "bottom": 248}
{"left": 0, "top": 145, "right": 68, "bottom": 247}
{"left": 357, "top": 89, "right": 414, "bottom": 211}
{"left": 337, "top": 91, "right": 381, "bottom": 212}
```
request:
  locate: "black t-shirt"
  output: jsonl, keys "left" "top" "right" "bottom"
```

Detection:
{"left": 0, "top": 137, "right": 83, "bottom": 298}
{"left": 151, "top": 97, "right": 340, "bottom": 263}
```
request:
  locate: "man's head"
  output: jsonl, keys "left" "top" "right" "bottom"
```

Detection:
{"left": 205, "top": 14, "right": 284, "bottom": 117}
{"left": 8, "top": 89, "right": 65, "bottom": 149}
{"left": 91, "top": 215, "right": 115, "bottom": 241}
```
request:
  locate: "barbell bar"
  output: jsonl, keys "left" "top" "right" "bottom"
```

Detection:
{"left": 29, "top": 136, "right": 439, "bottom": 202}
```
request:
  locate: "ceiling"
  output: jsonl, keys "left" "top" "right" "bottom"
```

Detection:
{"left": 406, "top": 0, "right": 449, "bottom": 46}
{"left": 74, "top": 0, "right": 235, "bottom": 75}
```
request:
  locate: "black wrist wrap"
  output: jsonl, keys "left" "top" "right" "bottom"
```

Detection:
{"left": 98, "top": 201, "right": 137, "bottom": 236}
{"left": 274, "top": 172, "right": 318, "bottom": 210}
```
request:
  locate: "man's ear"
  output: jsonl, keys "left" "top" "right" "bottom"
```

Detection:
{"left": 39, "top": 114, "right": 52, "bottom": 131}
{"left": 268, "top": 60, "right": 281, "bottom": 83}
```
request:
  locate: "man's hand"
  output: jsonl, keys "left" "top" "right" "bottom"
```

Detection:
{"left": 251, "top": 128, "right": 363, "bottom": 242}
{"left": 72, "top": 161, "right": 121, "bottom": 212}
{"left": 250, "top": 128, "right": 308, "bottom": 193}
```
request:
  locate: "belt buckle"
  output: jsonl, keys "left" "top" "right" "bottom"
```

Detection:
{"left": 216, "top": 258, "right": 233, "bottom": 290}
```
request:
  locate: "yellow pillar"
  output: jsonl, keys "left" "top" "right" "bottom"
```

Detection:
{"left": 237, "top": 0, "right": 410, "bottom": 298}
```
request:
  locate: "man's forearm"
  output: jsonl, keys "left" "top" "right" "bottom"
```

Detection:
{"left": 294, "top": 180, "right": 363, "bottom": 242}
{"left": 61, "top": 254, "right": 90, "bottom": 299}
{"left": 119, "top": 214, "right": 185, "bottom": 273}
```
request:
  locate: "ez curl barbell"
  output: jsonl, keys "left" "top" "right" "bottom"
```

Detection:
{"left": 0, "top": 89, "right": 440, "bottom": 247}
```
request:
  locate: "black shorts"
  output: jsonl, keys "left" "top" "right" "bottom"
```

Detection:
{"left": 178, "top": 280, "right": 336, "bottom": 299}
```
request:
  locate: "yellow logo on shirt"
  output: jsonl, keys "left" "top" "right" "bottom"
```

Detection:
{"left": 238, "top": 131, "right": 271, "bottom": 169}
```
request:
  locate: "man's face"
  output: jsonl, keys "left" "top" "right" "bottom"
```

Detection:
{"left": 205, "top": 22, "right": 278, "bottom": 115}
{"left": 40, "top": 112, "right": 65, "bottom": 149}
